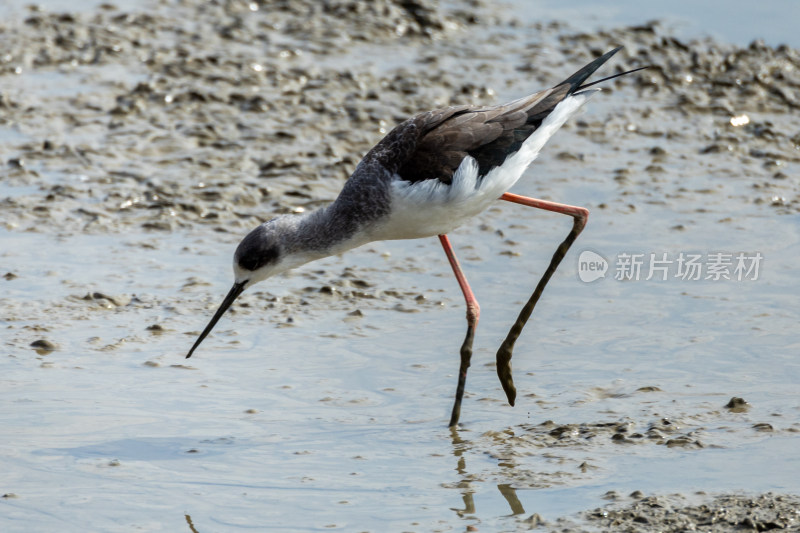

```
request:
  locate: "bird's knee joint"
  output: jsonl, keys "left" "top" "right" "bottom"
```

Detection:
{"left": 569, "top": 207, "right": 589, "bottom": 233}
{"left": 466, "top": 302, "right": 480, "bottom": 324}
{"left": 575, "top": 207, "right": 590, "bottom": 228}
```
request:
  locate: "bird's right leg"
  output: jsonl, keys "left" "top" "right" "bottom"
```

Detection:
{"left": 438, "top": 234, "right": 480, "bottom": 427}
{"left": 495, "top": 192, "right": 589, "bottom": 406}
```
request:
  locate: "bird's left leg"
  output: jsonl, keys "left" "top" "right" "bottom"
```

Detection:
{"left": 495, "top": 192, "right": 589, "bottom": 406}
{"left": 438, "top": 234, "right": 480, "bottom": 427}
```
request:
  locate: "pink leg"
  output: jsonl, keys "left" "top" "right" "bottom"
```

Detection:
{"left": 438, "top": 234, "right": 480, "bottom": 427}
{"left": 495, "top": 192, "right": 589, "bottom": 406}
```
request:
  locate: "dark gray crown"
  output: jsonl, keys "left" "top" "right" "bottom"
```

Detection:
{"left": 235, "top": 222, "right": 281, "bottom": 272}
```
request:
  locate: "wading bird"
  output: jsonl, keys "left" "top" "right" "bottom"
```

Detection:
{"left": 186, "top": 46, "right": 646, "bottom": 426}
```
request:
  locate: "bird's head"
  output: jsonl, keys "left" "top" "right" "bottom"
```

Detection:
{"left": 186, "top": 217, "right": 293, "bottom": 358}
{"left": 233, "top": 220, "right": 283, "bottom": 285}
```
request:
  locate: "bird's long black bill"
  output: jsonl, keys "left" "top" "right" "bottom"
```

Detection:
{"left": 186, "top": 281, "right": 246, "bottom": 358}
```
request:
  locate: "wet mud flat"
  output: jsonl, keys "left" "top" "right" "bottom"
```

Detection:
{"left": 1, "top": 0, "right": 800, "bottom": 531}
{"left": 548, "top": 492, "right": 800, "bottom": 532}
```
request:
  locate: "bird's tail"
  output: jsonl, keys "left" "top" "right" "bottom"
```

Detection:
{"left": 559, "top": 46, "right": 649, "bottom": 94}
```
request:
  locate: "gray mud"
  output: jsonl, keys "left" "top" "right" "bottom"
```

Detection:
{"left": 546, "top": 492, "right": 800, "bottom": 532}
{"left": 2, "top": 0, "right": 799, "bottom": 531}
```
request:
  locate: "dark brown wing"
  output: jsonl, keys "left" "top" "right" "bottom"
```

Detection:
{"left": 360, "top": 47, "right": 624, "bottom": 186}
{"left": 395, "top": 85, "right": 571, "bottom": 184}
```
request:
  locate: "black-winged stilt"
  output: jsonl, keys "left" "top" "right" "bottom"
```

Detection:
{"left": 186, "top": 46, "right": 646, "bottom": 426}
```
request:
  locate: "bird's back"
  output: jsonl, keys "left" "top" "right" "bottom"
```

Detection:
{"left": 331, "top": 47, "right": 625, "bottom": 242}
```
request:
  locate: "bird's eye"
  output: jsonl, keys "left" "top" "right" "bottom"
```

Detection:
{"left": 237, "top": 244, "right": 279, "bottom": 271}
{"left": 235, "top": 226, "right": 281, "bottom": 271}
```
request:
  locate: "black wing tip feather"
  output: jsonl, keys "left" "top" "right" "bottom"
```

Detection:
{"left": 560, "top": 46, "right": 624, "bottom": 95}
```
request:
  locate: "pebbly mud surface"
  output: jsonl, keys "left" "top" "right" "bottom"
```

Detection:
{"left": 3, "top": 3, "right": 799, "bottom": 237}
{"left": 545, "top": 492, "right": 800, "bottom": 532}
{"left": 2, "top": 0, "right": 799, "bottom": 531}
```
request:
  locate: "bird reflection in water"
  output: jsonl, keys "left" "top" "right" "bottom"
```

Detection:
{"left": 448, "top": 427, "right": 537, "bottom": 522}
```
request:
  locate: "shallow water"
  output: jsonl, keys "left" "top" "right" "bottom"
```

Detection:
{"left": 3, "top": 218, "right": 799, "bottom": 530}
{"left": 2, "top": 0, "right": 800, "bottom": 531}
{"left": 520, "top": 0, "right": 800, "bottom": 48}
